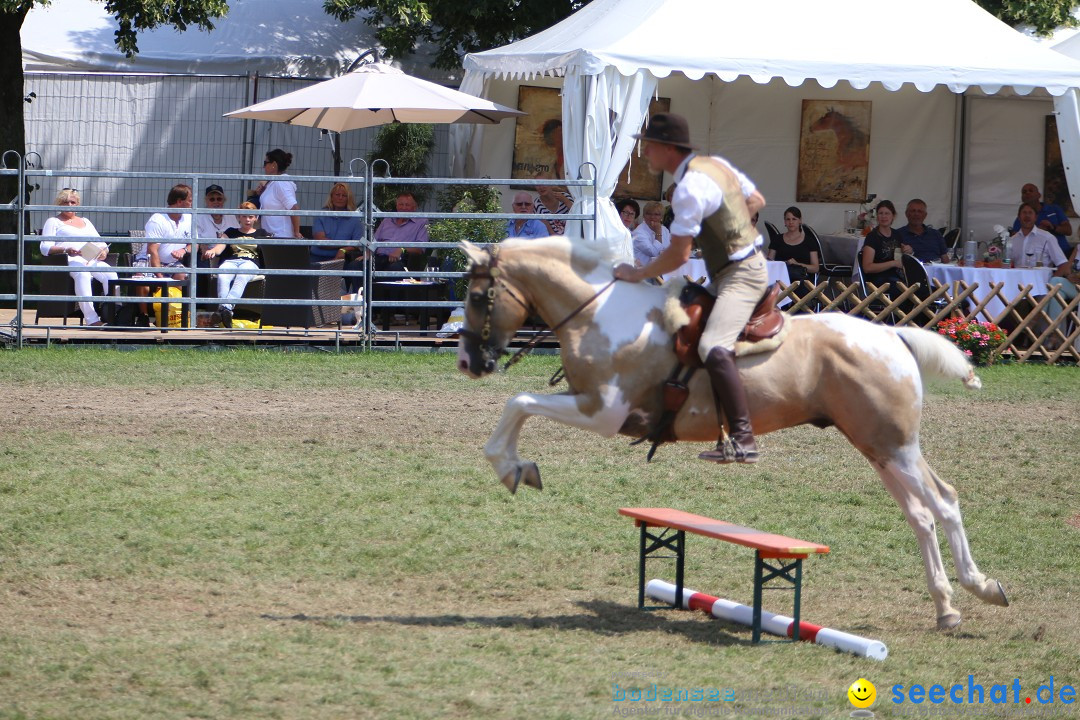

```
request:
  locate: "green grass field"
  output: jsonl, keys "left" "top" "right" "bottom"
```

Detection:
{"left": 1, "top": 349, "right": 1078, "bottom": 719}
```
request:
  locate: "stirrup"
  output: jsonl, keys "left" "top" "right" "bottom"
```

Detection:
{"left": 698, "top": 439, "right": 736, "bottom": 464}
{"left": 698, "top": 439, "right": 760, "bottom": 464}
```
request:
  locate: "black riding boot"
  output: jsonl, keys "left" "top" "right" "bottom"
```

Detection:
{"left": 698, "top": 346, "right": 760, "bottom": 464}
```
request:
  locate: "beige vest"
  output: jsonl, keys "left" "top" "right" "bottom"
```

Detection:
{"left": 687, "top": 156, "right": 757, "bottom": 275}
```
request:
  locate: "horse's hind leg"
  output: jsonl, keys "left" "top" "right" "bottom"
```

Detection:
{"left": 873, "top": 461, "right": 962, "bottom": 630}
{"left": 919, "top": 459, "right": 1009, "bottom": 608}
{"left": 882, "top": 450, "right": 1009, "bottom": 625}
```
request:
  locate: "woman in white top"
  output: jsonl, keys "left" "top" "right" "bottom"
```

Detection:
{"left": 39, "top": 188, "right": 117, "bottom": 326}
{"left": 253, "top": 148, "right": 301, "bottom": 239}
{"left": 631, "top": 200, "right": 672, "bottom": 267}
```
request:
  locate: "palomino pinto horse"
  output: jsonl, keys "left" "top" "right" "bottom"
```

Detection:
{"left": 456, "top": 237, "right": 1009, "bottom": 630}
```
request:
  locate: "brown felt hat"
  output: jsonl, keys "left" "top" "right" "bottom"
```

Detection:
{"left": 633, "top": 113, "right": 696, "bottom": 151}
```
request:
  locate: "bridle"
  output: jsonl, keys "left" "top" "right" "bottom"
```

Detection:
{"left": 460, "top": 245, "right": 616, "bottom": 373}
{"left": 458, "top": 246, "right": 532, "bottom": 371}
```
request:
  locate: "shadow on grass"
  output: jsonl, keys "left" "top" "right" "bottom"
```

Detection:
{"left": 260, "top": 599, "right": 751, "bottom": 647}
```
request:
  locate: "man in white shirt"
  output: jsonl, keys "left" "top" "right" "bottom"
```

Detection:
{"left": 146, "top": 184, "right": 193, "bottom": 281}
{"left": 614, "top": 113, "right": 767, "bottom": 464}
{"left": 1010, "top": 202, "right": 1068, "bottom": 271}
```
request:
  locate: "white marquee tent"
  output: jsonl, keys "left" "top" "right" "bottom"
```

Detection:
{"left": 20, "top": 0, "right": 454, "bottom": 232}
{"left": 454, "top": 0, "right": 1080, "bottom": 260}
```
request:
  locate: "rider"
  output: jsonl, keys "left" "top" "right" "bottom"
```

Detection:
{"left": 613, "top": 113, "right": 767, "bottom": 463}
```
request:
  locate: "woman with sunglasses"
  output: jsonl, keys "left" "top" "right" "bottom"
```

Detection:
{"left": 252, "top": 149, "right": 301, "bottom": 239}
{"left": 631, "top": 200, "right": 670, "bottom": 267}
{"left": 39, "top": 188, "right": 117, "bottom": 326}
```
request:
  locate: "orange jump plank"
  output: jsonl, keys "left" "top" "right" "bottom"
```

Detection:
{"left": 619, "top": 507, "right": 830, "bottom": 558}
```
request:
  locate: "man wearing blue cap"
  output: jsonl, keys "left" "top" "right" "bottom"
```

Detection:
{"left": 614, "top": 113, "right": 767, "bottom": 464}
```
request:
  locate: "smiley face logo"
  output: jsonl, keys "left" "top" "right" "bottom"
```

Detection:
{"left": 848, "top": 678, "right": 877, "bottom": 709}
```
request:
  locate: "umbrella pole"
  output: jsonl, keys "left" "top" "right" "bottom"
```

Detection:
{"left": 324, "top": 129, "right": 342, "bottom": 177}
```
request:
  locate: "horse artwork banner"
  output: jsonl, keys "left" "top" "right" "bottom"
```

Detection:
{"left": 512, "top": 86, "right": 565, "bottom": 181}
{"left": 1044, "top": 115, "right": 1076, "bottom": 217}
{"left": 797, "top": 99, "right": 871, "bottom": 203}
{"left": 614, "top": 96, "right": 671, "bottom": 201}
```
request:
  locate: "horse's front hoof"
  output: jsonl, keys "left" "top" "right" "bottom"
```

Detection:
{"left": 520, "top": 462, "right": 542, "bottom": 490}
{"left": 937, "top": 612, "right": 962, "bottom": 631}
{"left": 500, "top": 469, "right": 522, "bottom": 494}
{"left": 990, "top": 580, "right": 1009, "bottom": 607}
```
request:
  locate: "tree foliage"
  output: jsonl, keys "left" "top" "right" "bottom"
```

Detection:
{"left": 427, "top": 184, "right": 504, "bottom": 298}
{"left": 324, "top": 0, "right": 1080, "bottom": 71}
{"left": 0, "top": 0, "right": 228, "bottom": 298}
{"left": 369, "top": 123, "right": 435, "bottom": 208}
{"left": 323, "top": 0, "right": 588, "bottom": 70}
{"left": 975, "top": 0, "right": 1079, "bottom": 36}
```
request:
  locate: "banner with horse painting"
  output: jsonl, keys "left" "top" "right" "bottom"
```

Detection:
{"left": 797, "top": 100, "right": 871, "bottom": 203}
{"left": 1044, "top": 115, "right": 1076, "bottom": 217}
{"left": 511, "top": 86, "right": 670, "bottom": 199}
{"left": 615, "top": 96, "right": 671, "bottom": 200}
{"left": 512, "top": 86, "right": 565, "bottom": 181}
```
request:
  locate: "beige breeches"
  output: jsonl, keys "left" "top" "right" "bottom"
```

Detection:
{"left": 698, "top": 252, "right": 768, "bottom": 361}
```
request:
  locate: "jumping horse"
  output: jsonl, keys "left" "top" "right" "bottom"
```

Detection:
{"left": 456, "top": 237, "right": 1009, "bottom": 630}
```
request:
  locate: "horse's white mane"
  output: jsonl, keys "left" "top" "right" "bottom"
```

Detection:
{"left": 500, "top": 235, "right": 610, "bottom": 275}
{"left": 662, "top": 278, "right": 691, "bottom": 333}
{"left": 500, "top": 236, "right": 575, "bottom": 256}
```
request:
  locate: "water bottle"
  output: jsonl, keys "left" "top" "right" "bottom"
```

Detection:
{"left": 1002, "top": 236, "right": 1012, "bottom": 268}
{"left": 963, "top": 231, "right": 977, "bottom": 266}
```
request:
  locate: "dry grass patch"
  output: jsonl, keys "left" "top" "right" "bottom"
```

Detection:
{"left": 0, "top": 350, "right": 1078, "bottom": 719}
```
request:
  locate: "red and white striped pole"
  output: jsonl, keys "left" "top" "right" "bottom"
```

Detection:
{"left": 646, "top": 579, "right": 887, "bottom": 661}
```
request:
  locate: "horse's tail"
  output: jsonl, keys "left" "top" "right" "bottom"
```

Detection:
{"left": 895, "top": 327, "right": 982, "bottom": 390}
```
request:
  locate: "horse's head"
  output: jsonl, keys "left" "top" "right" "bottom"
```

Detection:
{"left": 457, "top": 241, "right": 533, "bottom": 378}
{"left": 810, "top": 109, "right": 840, "bottom": 132}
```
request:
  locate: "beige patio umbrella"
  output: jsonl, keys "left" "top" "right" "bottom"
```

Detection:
{"left": 224, "top": 61, "right": 523, "bottom": 132}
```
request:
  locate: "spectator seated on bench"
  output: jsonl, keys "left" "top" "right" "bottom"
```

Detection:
{"left": 36, "top": 188, "right": 118, "bottom": 326}
{"left": 201, "top": 203, "right": 267, "bottom": 328}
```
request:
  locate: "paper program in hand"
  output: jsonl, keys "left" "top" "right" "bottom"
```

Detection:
{"left": 79, "top": 242, "right": 107, "bottom": 261}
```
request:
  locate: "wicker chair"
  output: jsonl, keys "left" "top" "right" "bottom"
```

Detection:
{"left": 32, "top": 251, "right": 119, "bottom": 324}
{"left": 259, "top": 244, "right": 343, "bottom": 328}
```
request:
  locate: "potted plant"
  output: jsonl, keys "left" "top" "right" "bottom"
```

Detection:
{"left": 936, "top": 317, "right": 1008, "bottom": 365}
{"left": 427, "top": 184, "right": 505, "bottom": 300}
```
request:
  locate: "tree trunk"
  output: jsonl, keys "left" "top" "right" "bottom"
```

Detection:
{"left": 0, "top": 7, "right": 29, "bottom": 304}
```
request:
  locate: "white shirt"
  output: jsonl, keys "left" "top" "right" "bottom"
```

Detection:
{"left": 40, "top": 216, "right": 101, "bottom": 255}
{"left": 631, "top": 222, "right": 671, "bottom": 266}
{"left": 1009, "top": 227, "right": 1067, "bottom": 269}
{"left": 260, "top": 176, "right": 298, "bottom": 238}
{"left": 196, "top": 213, "right": 239, "bottom": 241}
{"left": 145, "top": 212, "right": 192, "bottom": 266}
{"left": 671, "top": 153, "right": 762, "bottom": 261}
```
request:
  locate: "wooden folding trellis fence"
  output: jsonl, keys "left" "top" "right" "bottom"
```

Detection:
{"left": 777, "top": 278, "right": 1080, "bottom": 364}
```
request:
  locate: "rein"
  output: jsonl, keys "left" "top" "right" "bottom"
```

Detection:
{"left": 502, "top": 278, "right": 616, "bottom": 371}
{"left": 463, "top": 247, "right": 616, "bottom": 374}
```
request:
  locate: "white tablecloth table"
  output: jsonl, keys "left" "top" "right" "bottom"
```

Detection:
{"left": 819, "top": 232, "right": 863, "bottom": 266}
{"left": 923, "top": 264, "right": 1052, "bottom": 319}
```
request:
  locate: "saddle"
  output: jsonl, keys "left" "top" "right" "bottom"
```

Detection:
{"left": 633, "top": 282, "right": 787, "bottom": 461}
{"left": 673, "top": 281, "right": 787, "bottom": 367}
